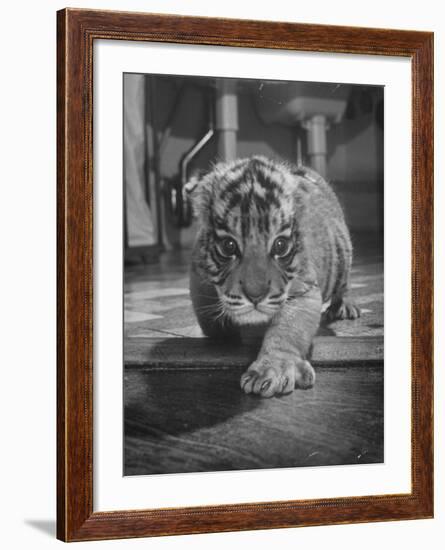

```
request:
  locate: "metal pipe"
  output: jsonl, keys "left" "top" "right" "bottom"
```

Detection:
{"left": 172, "top": 92, "right": 216, "bottom": 227}
{"left": 180, "top": 127, "right": 214, "bottom": 187}
{"left": 215, "top": 80, "right": 238, "bottom": 161}
{"left": 303, "top": 114, "right": 328, "bottom": 178}
{"left": 180, "top": 95, "right": 214, "bottom": 189}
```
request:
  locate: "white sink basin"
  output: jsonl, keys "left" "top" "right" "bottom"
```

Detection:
{"left": 254, "top": 82, "right": 350, "bottom": 125}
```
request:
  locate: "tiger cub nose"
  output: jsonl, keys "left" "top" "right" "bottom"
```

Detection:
{"left": 241, "top": 279, "right": 271, "bottom": 305}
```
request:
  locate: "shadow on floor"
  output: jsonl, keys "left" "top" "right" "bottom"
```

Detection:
{"left": 125, "top": 365, "right": 260, "bottom": 438}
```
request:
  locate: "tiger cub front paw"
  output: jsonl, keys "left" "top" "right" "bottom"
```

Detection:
{"left": 240, "top": 353, "right": 316, "bottom": 397}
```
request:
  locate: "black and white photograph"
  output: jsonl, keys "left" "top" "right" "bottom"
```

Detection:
{"left": 123, "top": 73, "right": 384, "bottom": 476}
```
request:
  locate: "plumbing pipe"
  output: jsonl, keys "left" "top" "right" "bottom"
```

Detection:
{"left": 180, "top": 97, "right": 214, "bottom": 189}
{"left": 180, "top": 128, "right": 214, "bottom": 188}
{"left": 175, "top": 93, "right": 215, "bottom": 226}
{"left": 295, "top": 134, "right": 303, "bottom": 167}
{"left": 303, "top": 114, "right": 328, "bottom": 178}
{"left": 215, "top": 80, "right": 238, "bottom": 161}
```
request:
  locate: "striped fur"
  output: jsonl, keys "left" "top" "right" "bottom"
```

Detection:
{"left": 189, "top": 156, "right": 359, "bottom": 396}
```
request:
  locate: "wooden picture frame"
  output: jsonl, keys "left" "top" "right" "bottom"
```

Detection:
{"left": 57, "top": 8, "right": 434, "bottom": 542}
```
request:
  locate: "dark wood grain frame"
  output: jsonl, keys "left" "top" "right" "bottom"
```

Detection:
{"left": 57, "top": 8, "right": 434, "bottom": 542}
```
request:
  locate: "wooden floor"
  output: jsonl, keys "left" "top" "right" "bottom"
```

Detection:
{"left": 124, "top": 233, "right": 384, "bottom": 476}
{"left": 125, "top": 363, "right": 383, "bottom": 475}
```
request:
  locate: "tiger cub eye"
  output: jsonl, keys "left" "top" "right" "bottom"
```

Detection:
{"left": 219, "top": 237, "right": 238, "bottom": 257}
{"left": 272, "top": 237, "right": 291, "bottom": 257}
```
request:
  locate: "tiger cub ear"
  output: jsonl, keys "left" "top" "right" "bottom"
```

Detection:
{"left": 184, "top": 168, "right": 213, "bottom": 223}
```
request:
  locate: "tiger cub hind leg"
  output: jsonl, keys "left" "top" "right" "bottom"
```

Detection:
{"left": 323, "top": 295, "right": 361, "bottom": 324}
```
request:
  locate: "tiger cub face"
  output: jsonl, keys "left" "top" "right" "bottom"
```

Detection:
{"left": 190, "top": 156, "right": 305, "bottom": 326}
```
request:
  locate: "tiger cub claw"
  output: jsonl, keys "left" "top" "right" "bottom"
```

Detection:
{"left": 240, "top": 355, "right": 316, "bottom": 397}
{"left": 323, "top": 298, "right": 361, "bottom": 324}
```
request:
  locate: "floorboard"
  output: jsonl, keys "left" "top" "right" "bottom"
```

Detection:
{"left": 124, "top": 363, "right": 383, "bottom": 475}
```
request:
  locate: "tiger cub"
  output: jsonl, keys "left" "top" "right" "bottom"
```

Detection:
{"left": 188, "top": 156, "right": 359, "bottom": 397}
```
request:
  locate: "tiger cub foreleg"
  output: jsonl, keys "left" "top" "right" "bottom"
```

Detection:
{"left": 240, "top": 286, "right": 322, "bottom": 397}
